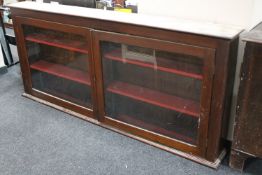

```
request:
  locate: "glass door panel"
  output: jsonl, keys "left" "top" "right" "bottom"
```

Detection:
{"left": 101, "top": 41, "right": 205, "bottom": 145}
{"left": 23, "top": 25, "right": 92, "bottom": 109}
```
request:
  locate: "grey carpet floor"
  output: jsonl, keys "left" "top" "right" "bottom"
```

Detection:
{"left": 0, "top": 65, "right": 261, "bottom": 175}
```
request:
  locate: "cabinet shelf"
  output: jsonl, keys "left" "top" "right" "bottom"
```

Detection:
{"left": 30, "top": 60, "right": 91, "bottom": 86}
{"left": 42, "top": 88, "right": 91, "bottom": 107}
{"left": 105, "top": 50, "right": 203, "bottom": 80}
{"left": 26, "top": 33, "right": 89, "bottom": 54}
{"left": 107, "top": 81, "right": 200, "bottom": 117}
{"left": 117, "top": 114, "right": 195, "bottom": 144}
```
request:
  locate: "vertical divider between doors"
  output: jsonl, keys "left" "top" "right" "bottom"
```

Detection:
{"left": 86, "top": 29, "right": 98, "bottom": 119}
{"left": 91, "top": 30, "right": 106, "bottom": 122}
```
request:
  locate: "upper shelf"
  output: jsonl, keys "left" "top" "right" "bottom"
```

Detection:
{"left": 26, "top": 33, "right": 88, "bottom": 54}
{"left": 30, "top": 60, "right": 91, "bottom": 86}
{"left": 105, "top": 50, "right": 203, "bottom": 80}
{"left": 107, "top": 81, "right": 200, "bottom": 117}
{"left": 9, "top": 1, "right": 243, "bottom": 39}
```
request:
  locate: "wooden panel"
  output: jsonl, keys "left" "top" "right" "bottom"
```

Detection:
{"left": 230, "top": 38, "right": 262, "bottom": 171}
{"left": 233, "top": 43, "right": 262, "bottom": 156}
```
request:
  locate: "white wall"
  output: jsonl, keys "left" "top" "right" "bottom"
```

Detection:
{"left": 250, "top": 0, "right": 262, "bottom": 28}
{"left": 139, "top": 0, "right": 258, "bottom": 29}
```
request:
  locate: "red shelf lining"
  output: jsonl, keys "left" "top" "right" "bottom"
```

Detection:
{"left": 26, "top": 33, "right": 89, "bottom": 54}
{"left": 107, "top": 81, "right": 200, "bottom": 117}
{"left": 118, "top": 114, "right": 195, "bottom": 144}
{"left": 104, "top": 50, "right": 203, "bottom": 80}
{"left": 30, "top": 60, "right": 91, "bottom": 86}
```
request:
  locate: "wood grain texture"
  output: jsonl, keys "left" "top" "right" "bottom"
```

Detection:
{"left": 230, "top": 28, "right": 262, "bottom": 170}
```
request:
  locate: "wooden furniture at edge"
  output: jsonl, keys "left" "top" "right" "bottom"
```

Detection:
{"left": 9, "top": 2, "right": 241, "bottom": 168}
{"left": 229, "top": 22, "right": 262, "bottom": 171}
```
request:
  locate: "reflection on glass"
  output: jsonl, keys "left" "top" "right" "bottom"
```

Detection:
{"left": 24, "top": 25, "right": 92, "bottom": 108}
{"left": 101, "top": 41, "right": 204, "bottom": 145}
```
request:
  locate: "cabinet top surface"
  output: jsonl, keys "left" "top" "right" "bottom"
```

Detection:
{"left": 242, "top": 22, "right": 262, "bottom": 44}
{"left": 9, "top": 1, "right": 243, "bottom": 39}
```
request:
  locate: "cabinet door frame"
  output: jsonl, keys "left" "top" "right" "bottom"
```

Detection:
{"left": 13, "top": 16, "right": 97, "bottom": 118}
{"left": 93, "top": 30, "right": 215, "bottom": 157}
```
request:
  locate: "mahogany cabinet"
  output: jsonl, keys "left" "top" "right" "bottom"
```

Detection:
{"left": 9, "top": 1, "right": 242, "bottom": 168}
{"left": 229, "top": 22, "right": 262, "bottom": 171}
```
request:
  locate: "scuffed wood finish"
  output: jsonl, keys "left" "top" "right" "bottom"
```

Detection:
{"left": 10, "top": 3, "right": 240, "bottom": 168}
{"left": 230, "top": 23, "right": 262, "bottom": 171}
{"left": 230, "top": 149, "right": 253, "bottom": 171}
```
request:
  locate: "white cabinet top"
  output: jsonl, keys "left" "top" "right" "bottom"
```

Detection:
{"left": 9, "top": 1, "right": 243, "bottom": 39}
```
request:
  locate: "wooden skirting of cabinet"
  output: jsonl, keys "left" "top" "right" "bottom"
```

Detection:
{"left": 9, "top": 1, "right": 242, "bottom": 168}
{"left": 229, "top": 22, "right": 262, "bottom": 171}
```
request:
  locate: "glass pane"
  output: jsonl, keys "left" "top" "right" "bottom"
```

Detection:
{"left": 24, "top": 25, "right": 92, "bottom": 108}
{"left": 101, "top": 41, "right": 204, "bottom": 145}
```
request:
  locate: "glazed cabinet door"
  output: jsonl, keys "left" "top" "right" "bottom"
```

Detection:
{"left": 93, "top": 31, "right": 215, "bottom": 156}
{"left": 14, "top": 17, "right": 96, "bottom": 117}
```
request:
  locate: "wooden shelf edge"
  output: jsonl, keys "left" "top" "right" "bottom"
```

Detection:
{"left": 22, "top": 93, "right": 225, "bottom": 169}
{"left": 25, "top": 34, "right": 88, "bottom": 54}
{"left": 41, "top": 88, "right": 92, "bottom": 108}
{"left": 118, "top": 114, "right": 195, "bottom": 144}
{"left": 104, "top": 51, "right": 203, "bottom": 80}
{"left": 107, "top": 81, "right": 200, "bottom": 117}
{"left": 30, "top": 60, "right": 91, "bottom": 86}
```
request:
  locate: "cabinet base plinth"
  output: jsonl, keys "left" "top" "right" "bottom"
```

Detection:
{"left": 229, "top": 149, "right": 254, "bottom": 171}
{"left": 22, "top": 93, "right": 226, "bottom": 169}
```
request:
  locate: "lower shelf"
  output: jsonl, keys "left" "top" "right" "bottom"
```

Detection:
{"left": 107, "top": 81, "right": 200, "bottom": 117}
{"left": 116, "top": 114, "right": 195, "bottom": 144}
{"left": 30, "top": 60, "right": 91, "bottom": 86}
{"left": 41, "top": 88, "right": 92, "bottom": 108}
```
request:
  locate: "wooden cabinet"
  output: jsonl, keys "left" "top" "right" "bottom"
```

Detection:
{"left": 9, "top": 2, "right": 242, "bottom": 168}
{"left": 229, "top": 22, "right": 262, "bottom": 171}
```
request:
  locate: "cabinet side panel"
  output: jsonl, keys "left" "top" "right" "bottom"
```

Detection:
{"left": 232, "top": 43, "right": 262, "bottom": 157}
{"left": 221, "top": 38, "right": 239, "bottom": 139}
{"left": 206, "top": 40, "right": 232, "bottom": 161}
